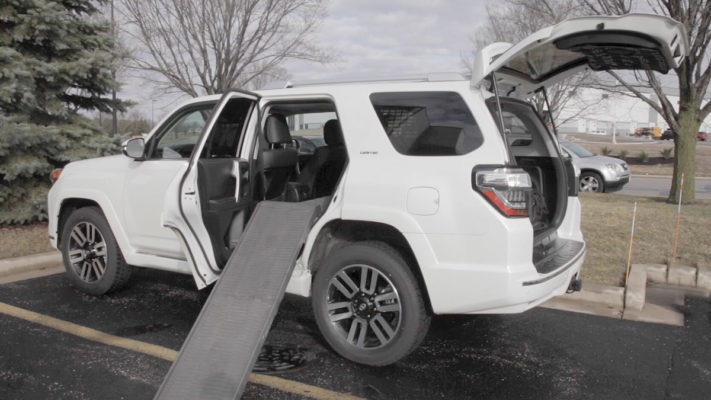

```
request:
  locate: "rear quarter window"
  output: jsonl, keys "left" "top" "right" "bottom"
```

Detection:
{"left": 370, "top": 91, "right": 483, "bottom": 156}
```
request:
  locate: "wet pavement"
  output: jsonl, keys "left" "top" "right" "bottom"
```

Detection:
{"left": 1, "top": 268, "right": 710, "bottom": 399}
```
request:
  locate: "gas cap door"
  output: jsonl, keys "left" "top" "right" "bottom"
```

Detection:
{"left": 407, "top": 187, "right": 440, "bottom": 216}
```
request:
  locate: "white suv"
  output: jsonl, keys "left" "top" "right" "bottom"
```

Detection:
{"left": 47, "top": 15, "right": 686, "bottom": 366}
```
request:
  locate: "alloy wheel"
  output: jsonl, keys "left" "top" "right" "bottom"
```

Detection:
{"left": 326, "top": 264, "right": 402, "bottom": 349}
{"left": 580, "top": 175, "right": 600, "bottom": 192}
{"left": 67, "top": 222, "right": 108, "bottom": 283}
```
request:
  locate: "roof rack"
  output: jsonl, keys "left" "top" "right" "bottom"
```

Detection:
{"left": 284, "top": 72, "right": 465, "bottom": 88}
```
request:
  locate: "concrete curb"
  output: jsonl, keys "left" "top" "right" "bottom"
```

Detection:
{"left": 0, "top": 251, "right": 63, "bottom": 278}
{"left": 2, "top": 251, "right": 706, "bottom": 327}
{"left": 624, "top": 263, "right": 711, "bottom": 311}
{"left": 545, "top": 263, "right": 709, "bottom": 325}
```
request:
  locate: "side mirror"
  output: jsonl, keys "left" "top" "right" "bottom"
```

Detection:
{"left": 122, "top": 137, "right": 146, "bottom": 160}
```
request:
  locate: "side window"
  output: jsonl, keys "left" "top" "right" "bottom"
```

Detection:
{"left": 286, "top": 111, "right": 337, "bottom": 151}
{"left": 370, "top": 91, "right": 483, "bottom": 156}
{"left": 201, "top": 97, "right": 254, "bottom": 159}
{"left": 149, "top": 106, "right": 213, "bottom": 159}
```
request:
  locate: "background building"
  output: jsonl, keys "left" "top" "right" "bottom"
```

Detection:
{"left": 557, "top": 86, "right": 711, "bottom": 136}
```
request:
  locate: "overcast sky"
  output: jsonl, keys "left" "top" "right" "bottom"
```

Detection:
{"left": 119, "top": 0, "right": 493, "bottom": 121}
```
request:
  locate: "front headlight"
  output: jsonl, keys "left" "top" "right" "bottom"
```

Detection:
{"left": 606, "top": 163, "right": 623, "bottom": 173}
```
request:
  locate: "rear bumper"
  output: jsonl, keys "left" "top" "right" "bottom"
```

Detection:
{"left": 412, "top": 233, "right": 586, "bottom": 315}
{"left": 469, "top": 241, "right": 586, "bottom": 314}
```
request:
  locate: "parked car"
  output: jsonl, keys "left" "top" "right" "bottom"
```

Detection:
{"left": 660, "top": 129, "right": 709, "bottom": 141}
{"left": 661, "top": 129, "right": 675, "bottom": 140}
{"left": 560, "top": 141, "right": 630, "bottom": 193}
{"left": 660, "top": 129, "right": 707, "bottom": 141}
{"left": 47, "top": 14, "right": 685, "bottom": 366}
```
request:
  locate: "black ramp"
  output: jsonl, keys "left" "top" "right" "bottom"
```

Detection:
{"left": 154, "top": 200, "right": 322, "bottom": 400}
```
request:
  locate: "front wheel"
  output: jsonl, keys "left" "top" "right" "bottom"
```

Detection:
{"left": 60, "top": 207, "right": 132, "bottom": 295}
{"left": 579, "top": 171, "right": 604, "bottom": 193}
{"left": 312, "top": 241, "right": 430, "bottom": 366}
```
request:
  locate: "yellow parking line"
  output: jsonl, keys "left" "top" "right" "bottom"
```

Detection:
{"left": 0, "top": 301, "right": 365, "bottom": 400}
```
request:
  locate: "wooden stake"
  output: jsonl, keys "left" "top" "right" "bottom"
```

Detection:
{"left": 672, "top": 173, "right": 685, "bottom": 262}
{"left": 625, "top": 201, "right": 638, "bottom": 286}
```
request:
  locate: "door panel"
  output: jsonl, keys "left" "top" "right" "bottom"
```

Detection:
{"left": 197, "top": 158, "right": 251, "bottom": 266}
{"left": 123, "top": 103, "right": 216, "bottom": 259}
{"left": 124, "top": 160, "right": 188, "bottom": 259}
{"left": 163, "top": 90, "right": 260, "bottom": 288}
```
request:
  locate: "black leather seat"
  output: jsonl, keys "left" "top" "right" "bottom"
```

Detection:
{"left": 261, "top": 115, "right": 298, "bottom": 200}
{"left": 298, "top": 119, "right": 347, "bottom": 198}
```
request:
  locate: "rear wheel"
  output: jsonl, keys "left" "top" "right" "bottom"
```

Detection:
{"left": 312, "top": 241, "right": 430, "bottom": 366}
{"left": 61, "top": 207, "right": 132, "bottom": 295}
{"left": 580, "top": 171, "right": 604, "bottom": 193}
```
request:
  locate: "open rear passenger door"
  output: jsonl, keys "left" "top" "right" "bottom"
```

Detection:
{"left": 162, "top": 90, "right": 259, "bottom": 289}
{"left": 471, "top": 14, "right": 688, "bottom": 97}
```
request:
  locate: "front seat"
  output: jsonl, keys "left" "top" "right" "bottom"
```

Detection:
{"left": 261, "top": 115, "right": 298, "bottom": 200}
{"left": 298, "top": 119, "right": 348, "bottom": 198}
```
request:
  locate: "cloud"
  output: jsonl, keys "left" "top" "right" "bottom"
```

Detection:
{"left": 284, "top": 0, "right": 491, "bottom": 80}
{"left": 120, "top": 0, "right": 492, "bottom": 117}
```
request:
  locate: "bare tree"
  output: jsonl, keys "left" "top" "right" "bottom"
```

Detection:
{"left": 581, "top": 0, "right": 632, "bottom": 14}
{"left": 581, "top": 0, "right": 711, "bottom": 202}
{"left": 464, "top": 0, "right": 603, "bottom": 127}
{"left": 120, "top": 0, "right": 331, "bottom": 97}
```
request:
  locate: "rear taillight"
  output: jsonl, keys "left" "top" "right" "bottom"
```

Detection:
{"left": 473, "top": 167, "right": 532, "bottom": 217}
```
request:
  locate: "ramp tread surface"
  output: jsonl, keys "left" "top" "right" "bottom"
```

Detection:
{"left": 155, "top": 200, "right": 322, "bottom": 400}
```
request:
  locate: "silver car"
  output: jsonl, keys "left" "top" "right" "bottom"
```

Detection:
{"left": 560, "top": 141, "right": 630, "bottom": 193}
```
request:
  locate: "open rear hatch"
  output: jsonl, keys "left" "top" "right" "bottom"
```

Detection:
{"left": 476, "top": 14, "right": 688, "bottom": 276}
{"left": 472, "top": 13, "right": 688, "bottom": 97}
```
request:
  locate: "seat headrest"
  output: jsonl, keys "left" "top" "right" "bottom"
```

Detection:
{"left": 323, "top": 119, "right": 344, "bottom": 146}
{"left": 265, "top": 115, "right": 292, "bottom": 144}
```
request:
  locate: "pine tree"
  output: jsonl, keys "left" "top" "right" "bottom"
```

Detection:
{"left": 0, "top": 0, "right": 124, "bottom": 225}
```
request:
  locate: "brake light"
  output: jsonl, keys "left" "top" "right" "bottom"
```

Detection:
{"left": 473, "top": 167, "right": 532, "bottom": 217}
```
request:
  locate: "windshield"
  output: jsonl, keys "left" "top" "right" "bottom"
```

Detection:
{"left": 562, "top": 141, "right": 593, "bottom": 157}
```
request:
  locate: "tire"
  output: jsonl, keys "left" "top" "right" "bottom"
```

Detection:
{"left": 60, "top": 207, "right": 132, "bottom": 295}
{"left": 579, "top": 171, "right": 604, "bottom": 193}
{"left": 311, "top": 241, "right": 430, "bottom": 366}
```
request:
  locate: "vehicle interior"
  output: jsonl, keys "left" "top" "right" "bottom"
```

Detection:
{"left": 258, "top": 101, "right": 348, "bottom": 202}
{"left": 194, "top": 98, "right": 348, "bottom": 268}
{"left": 486, "top": 97, "right": 568, "bottom": 236}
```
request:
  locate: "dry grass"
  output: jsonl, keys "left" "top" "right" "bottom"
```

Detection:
{"left": 579, "top": 192, "right": 711, "bottom": 286}
{"left": 564, "top": 133, "right": 711, "bottom": 177}
{"left": 0, "top": 223, "right": 54, "bottom": 259}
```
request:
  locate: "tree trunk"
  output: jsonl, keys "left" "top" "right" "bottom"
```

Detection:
{"left": 669, "top": 108, "right": 698, "bottom": 203}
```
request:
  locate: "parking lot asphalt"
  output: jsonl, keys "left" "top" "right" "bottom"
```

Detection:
{"left": 1, "top": 268, "right": 710, "bottom": 400}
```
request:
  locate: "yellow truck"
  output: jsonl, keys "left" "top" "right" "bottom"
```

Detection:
{"left": 634, "top": 126, "right": 663, "bottom": 138}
